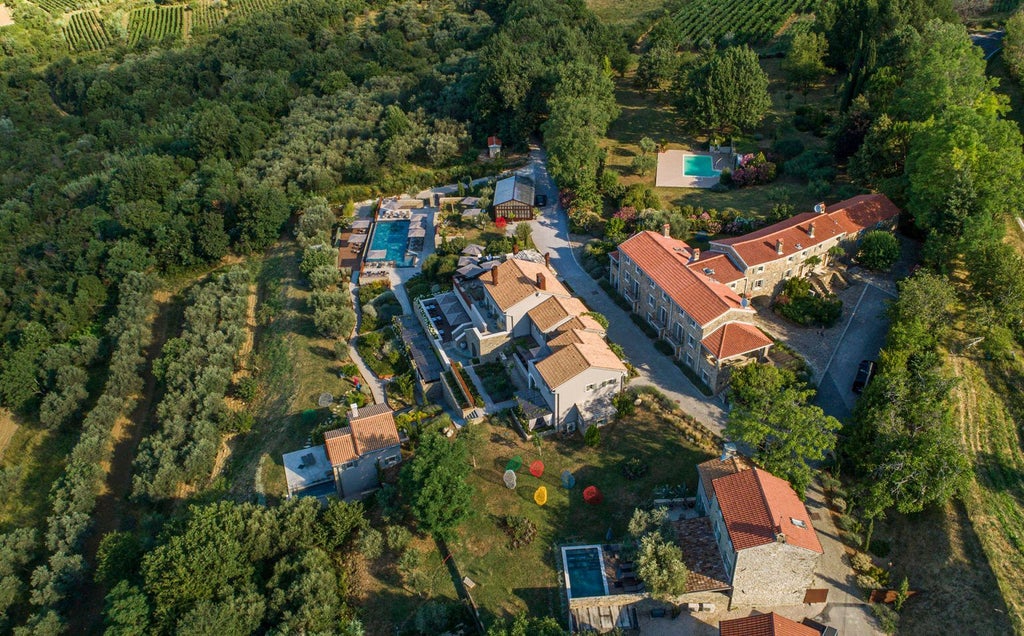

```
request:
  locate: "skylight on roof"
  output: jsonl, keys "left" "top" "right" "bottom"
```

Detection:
{"left": 791, "top": 517, "right": 806, "bottom": 529}
{"left": 702, "top": 268, "right": 715, "bottom": 276}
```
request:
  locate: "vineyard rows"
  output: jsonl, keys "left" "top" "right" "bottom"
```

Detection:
{"left": 189, "top": 1, "right": 225, "bottom": 33}
{"left": 63, "top": 10, "right": 110, "bottom": 51}
{"left": 128, "top": 5, "right": 184, "bottom": 44}
{"left": 671, "top": 0, "right": 815, "bottom": 46}
{"left": 992, "top": 0, "right": 1021, "bottom": 12}
{"left": 228, "top": 0, "right": 278, "bottom": 20}
{"left": 33, "top": 0, "right": 82, "bottom": 15}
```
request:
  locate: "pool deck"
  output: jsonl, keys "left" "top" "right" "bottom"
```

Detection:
{"left": 655, "top": 150, "right": 733, "bottom": 188}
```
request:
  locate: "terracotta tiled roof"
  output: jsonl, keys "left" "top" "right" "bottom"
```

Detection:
{"left": 701, "top": 322, "right": 774, "bottom": 361}
{"left": 350, "top": 403, "right": 401, "bottom": 454}
{"left": 547, "top": 328, "right": 607, "bottom": 350}
{"left": 827, "top": 193, "right": 900, "bottom": 235}
{"left": 487, "top": 135, "right": 502, "bottom": 147}
{"left": 534, "top": 341, "right": 626, "bottom": 389}
{"left": 617, "top": 231, "right": 750, "bottom": 326}
{"left": 323, "top": 403, "right": 400, "bottom": 466}
{"left": 719, "top": 612, "right": 821, "bottom": 636}
{"left": 483, "top": 258, "right": 570, "bottom": 312}
{"left": 712, "top": 468, "right": 823, "bottom": 554}
{"left": 554, "top": 314, "right": 605, "bottom": 334}
{"left": 685, "top": 250, "right": 746, "bottom": 284}
{"left": 697, "top": 455, "right": 754, "bottom": 503}
{"left": 527, "top": 296, "right": 589, "bottom": 333}
{"left": 712, "top": 194, "right": 899, "bottom": 269}
{"left": 324, "top": 427, "right": 358, "bottom": 466}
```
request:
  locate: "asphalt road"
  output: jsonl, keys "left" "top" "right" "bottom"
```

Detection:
{"left": 523, "top": 146, "right": 729, "bottom": 434}
{"left": 812, "top": 282, "right": 892, "bottom": 422}
{"left": 971, "top": 29, "right": 1005, "bottom": 60}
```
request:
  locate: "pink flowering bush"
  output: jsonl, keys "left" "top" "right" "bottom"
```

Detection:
{"left": 731, "top": 152, "right": 777, "bottom": 187}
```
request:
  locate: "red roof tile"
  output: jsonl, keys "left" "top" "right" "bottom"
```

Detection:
{"left": 323, "top": 403, "right": 400, "bottom": 466}
{"left": 701, "top": 322, "right": 773, "bottom": 361}
{"left": 719, "top": 612, "right": 820, "bottom": 636}
{"left": 487, "top": 135, "right": 502, "bottom": 147}
{"left": 712, "top": 468, "right": 823, "bottom": 554}
{"left": 617, "top": 231, "right": 751, "bottom": 326}
{"left": 686, "top": 251, "right": 746, "bottom": 284}
{"left": 711, "top": 194, "right": 899, "bottom": 269}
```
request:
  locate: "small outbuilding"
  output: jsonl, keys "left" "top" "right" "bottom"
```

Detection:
{"left": 487, "top": 135, "right": 502, "bottom": 158}
{"left": 493, "top": 175, "right": 535, "bottom": 221}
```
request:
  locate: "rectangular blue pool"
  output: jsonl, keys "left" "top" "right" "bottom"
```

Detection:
{"left": 562, "top": 545, "right": 608, "bottom": 599}
{"left": 683, "top": 154, "right": 720, "bottom": 177}
{"left": 367, "top": 220, "right": 411, "bottom": 266}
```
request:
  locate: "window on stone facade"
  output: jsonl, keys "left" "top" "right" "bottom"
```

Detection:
{"left": 633, "top": 281, "right": 640, "bottom": 296}
{"left": 689, "top": 317, "right": 697, "bottom": 329}
{"left": 784, "top": 269, "right": 792, "bottom": 278}
{"left": 755, "top": 265, "right": 765, "bottom": 273}
{"left": 674, "top": 322, "right": 684, "bottom": 342}
{"left": 658, "top": 306, "right": 667, "bottom": 323}
{"left": 787, "top": 255, "right": 795, "bottom": 262}
{"left": 687, "top": 334, "right": 695, "bottom": 348}
{"left": 661, "top": 291, "right": 668, "bottom": 301}
{"left": 754, "top": 279, "right": 764, "bottom": 289}
{"left": 586, "top": 383, "right": 596, "bottom": 391}
{"left": 648, "top": 294, "right": 655, "bottom": 307}
{"left": 686, "top": 354, "right": 694, "bottom": 367}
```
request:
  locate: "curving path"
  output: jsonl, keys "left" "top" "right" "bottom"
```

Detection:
{"left": 524, "top": 147, "right": 727, "bottom": 434}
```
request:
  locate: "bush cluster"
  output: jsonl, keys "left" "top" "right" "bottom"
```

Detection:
{"left": 25, "top": 272, "right": 157, "bottom": 626}
{"left": 502, "top": 515, "right": 538, "bottom": 549}
{"left": 132, "top": 268, "right": 250, "bottom": 500}
{"left": 775, "top": 277, "right": 842, "bottom": 327}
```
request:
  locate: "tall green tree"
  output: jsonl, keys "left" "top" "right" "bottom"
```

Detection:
{"left": 725, "top": 364, "right": 841, "bottom": 496}
{"left": 636, "top": 534, "right": 688, "bottom": 599}
{"left": 676, "top": 45, "right": 770, "bottom": 135}
{"left": 400, "top": 430, "right": 473, "bottom": 538}
{"left": 783, "top": 31, "right": 831, "bottom": 95}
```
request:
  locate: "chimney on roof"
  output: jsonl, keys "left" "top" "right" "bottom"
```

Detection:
{"left": 775, "top": 531, "right": 787, "bottom": 544}
{"left": 776, "top": 239, "right": 784, "bottom": 255}
{"left": 544, "top": 252, "right": 551, "bottom": 268}
{"left": 536, "top": 272, "right": 547, "bottom": 290}
{"left": 350, "top": 403, "right": 358, "bottom": 419}
{"left": 662, "top": 223, "right": 671, "bottom": 238}
{"left": 491, "top": 266, "right": 499, "bottom": 286}
{"left": 512, "top": 244, "right": 519, "bottom": 255}
{"left": 691, "top": 248, "right": 701, "bottom": 262}
{"left": 808, "top": 222, "right": 815, "bottom": 238}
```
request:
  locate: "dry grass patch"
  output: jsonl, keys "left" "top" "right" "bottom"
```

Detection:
{"left": 0, "top": 4, "right": 13, "bottom": 27}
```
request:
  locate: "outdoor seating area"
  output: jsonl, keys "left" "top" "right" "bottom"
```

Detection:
{"left": 379, "top": 208, "right": 413, "bottom": 219}
{"left": 361, "top": 262, "right": 392, "bottom": 278}
{"left": 420, "top": 293, "right": 471, "bottom": 344}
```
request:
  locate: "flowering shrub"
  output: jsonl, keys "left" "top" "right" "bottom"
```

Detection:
{"left": 495, "top": 216, "right": 507, "bottom": 229}
{"left": 731, "top": 152, "right": 777, "bottom": 187}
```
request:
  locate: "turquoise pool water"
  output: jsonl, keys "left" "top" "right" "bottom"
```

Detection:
{"left": 563, "top": 546, "right": 607, "bottom": 599}
{"left": 683, "top": 154, "right": 720, "bottom": 177}
{"left": 367, "top": 220, "right": 411, "bottom": 265}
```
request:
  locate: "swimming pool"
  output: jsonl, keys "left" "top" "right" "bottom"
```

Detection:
{"left": 683, "top": 154, "right": 720, "bottom": 177}
{"left": 367, "top": 220, "right": 411, "bottom": 265}
{"left": 562, "top": 545, "right": 609, "bottom": 599}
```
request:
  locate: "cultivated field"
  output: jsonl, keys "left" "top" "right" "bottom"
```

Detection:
{"left": 63, "top": 10, "right": 110, "bottom": 51}
{"left": 665, "top": 0, "right": 815, "bottom": 46}
{"left": 127, "top": 5, "right": 184, "bottom": 44}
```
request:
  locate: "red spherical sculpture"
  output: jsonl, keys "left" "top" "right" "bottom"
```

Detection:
{"left": 529, "top": 460, "right": 545, "bottom": 478}
{"left": 583, "top": 485, "right": 603, "bottom": 505}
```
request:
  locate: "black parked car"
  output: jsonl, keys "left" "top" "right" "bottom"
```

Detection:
{"left": 852, "top": 360, "right": 876, "bottom": 394}
{"left": 534, "top": 194, "right": 548, "bottom": 207}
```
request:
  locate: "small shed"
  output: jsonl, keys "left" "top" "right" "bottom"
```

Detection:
{"left": 487, "top": 135, "right": 502, "bottom": 158}
{"left": 493, "top": 176, "right": 535, "bottom": 221}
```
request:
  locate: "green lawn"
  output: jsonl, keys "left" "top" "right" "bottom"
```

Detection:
{"left": 448, "top": 400, "right": 714, "bottom": 625}
{"left": 603, "top": 60, "right": 843, "bottom": 219}
{"left": 585, "top": 0, "right": 669, "bottom": 25}
{"left": 227, "top": 245, "right": 368, "bottom": 502}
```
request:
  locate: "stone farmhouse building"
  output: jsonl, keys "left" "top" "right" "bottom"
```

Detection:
{"left": 708, "top": 193, "right": 900, "bottom": 298}
{"left": 609, "top": 228, "right": 773, "bottom": 393}
{"left": 281, "top": 402, "right": 402, "bottom": 500}
{"left": 719, "top": 612, "right": 826, "bottom": 636}
{"left": 323, "top": 403, "right": 402, "bottom": 499}
{"left": 493, "top": 175, "right": 536, "bottom": 220}
{"left": 696, "top": 455, "right": 823, "bottom": 608}
{"left": 452, "top": 253, "right": 625, "bottom": 431}
{"left": 608, "top": 194, "right": 900, "bottom": 392}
